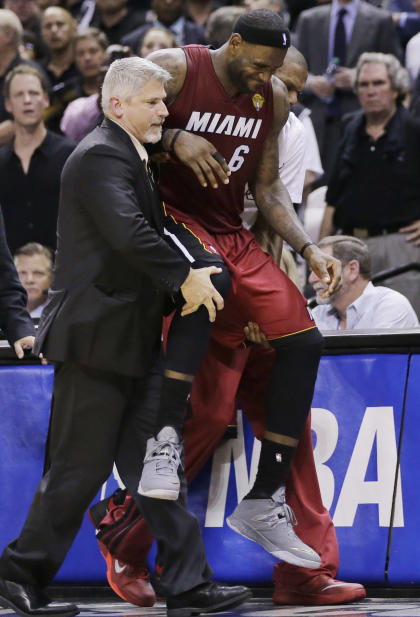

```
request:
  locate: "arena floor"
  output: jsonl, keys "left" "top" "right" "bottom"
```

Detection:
{"left": 3, "top": 596, "right": 420, "bottom": 617}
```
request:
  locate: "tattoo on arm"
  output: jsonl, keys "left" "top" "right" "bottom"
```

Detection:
{"left": 251, "top": 77, "right": 312, "bottom": 253}
{"left": 147, "top": 48, "right": 187, "bottom": 106}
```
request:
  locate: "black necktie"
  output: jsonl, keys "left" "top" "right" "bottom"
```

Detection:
{"left": 333, "top": 8, "right": 347, "bottom": 65}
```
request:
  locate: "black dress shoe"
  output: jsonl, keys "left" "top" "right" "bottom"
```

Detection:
{"left": 166, "top": 581, "right": 252, "bottom": 617}
{"left": 0, "top": 578, "right": 79, "bottom": 617}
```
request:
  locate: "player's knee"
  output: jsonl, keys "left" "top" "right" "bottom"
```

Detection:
{"left": 210, "top": 264, "right": 232, "bottom": 298}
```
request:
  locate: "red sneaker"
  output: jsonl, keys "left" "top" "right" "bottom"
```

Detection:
{"left": 273, "top": 574, "right": 366, "bottom": 606}
{"left": 97, "top": 539, "right": 156, "bottom": 607}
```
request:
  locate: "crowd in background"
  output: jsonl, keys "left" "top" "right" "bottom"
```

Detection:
{"left": 0, "top": 0, "right": 419, "bottom": 330}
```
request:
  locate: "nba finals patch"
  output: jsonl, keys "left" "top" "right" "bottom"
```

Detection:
{"left": 252, "top": 93, "right": 264, "bottom": 111}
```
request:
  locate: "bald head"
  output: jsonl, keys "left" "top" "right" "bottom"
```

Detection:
{"left": 41, "top": 6, "right": 76, "bottom": 51}
{"left": 275, "top": 45, "right": 308, "bottom": 105}
{"left": 283, "top": 45, "right": 307, "bottom": 72}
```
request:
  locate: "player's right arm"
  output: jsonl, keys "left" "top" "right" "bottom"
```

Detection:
{"left": 148, "top": 48, "right": 231, "bottom": 188}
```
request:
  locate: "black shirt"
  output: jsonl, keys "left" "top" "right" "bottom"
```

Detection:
{"left": 0, "top": 130, "right": 75, "bottom": 253}
{"left": 327, "top": 105, "right": 420, "bottom": 230}
{"left": 41, "top": 61, "right": 81, "bottom": 134}
{"left": 91, "top": 7, "right": 148, "bottom": 44}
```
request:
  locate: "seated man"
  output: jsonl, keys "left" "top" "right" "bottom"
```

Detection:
{"left": 14, "top": 242, "right": 53, "bottom": 318}
{"left": 309, "top": 235, "right": 420, "bottom": 330}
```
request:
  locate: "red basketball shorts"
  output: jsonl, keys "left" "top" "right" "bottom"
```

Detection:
{"left": 163, "top": 206, "right": 316, "bottom": 349}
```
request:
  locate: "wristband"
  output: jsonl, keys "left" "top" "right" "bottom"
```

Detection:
{"left": 299, "top": 241, "right": 314, "bottom": 257}
{"left": 169, "top": 129, "right": 184, "bottom": 152}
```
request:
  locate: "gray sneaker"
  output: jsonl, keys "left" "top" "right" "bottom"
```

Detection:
{"left": 226, "top": 486, "right": 321, "bottom": 569}
{"left": 138, "top": 426, "right": 183, "bottom": 500}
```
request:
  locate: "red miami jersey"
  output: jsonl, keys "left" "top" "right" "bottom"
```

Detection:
{"left": 159, "top": 45, "right": 274, "bottom": 234}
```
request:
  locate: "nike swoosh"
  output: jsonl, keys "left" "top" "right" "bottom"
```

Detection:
{"left": 114, "top": 560, "right": 127, "bottom": 574}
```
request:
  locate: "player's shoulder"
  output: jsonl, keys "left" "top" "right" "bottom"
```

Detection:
{"left": 147, "top": 48, "right": 187, "bottom": 102}
{"left": 147, "top": 48, "right": 187, "bottom": 78}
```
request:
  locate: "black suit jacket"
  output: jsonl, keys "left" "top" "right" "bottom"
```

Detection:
{"left": 34, "top": 118, "right": 189, "bottom": 377}
{"left": 296, "top": 2, "right": 403, "bottom": 147}
{"left": 0, "top": 207, "right": 35, "bottom": 345}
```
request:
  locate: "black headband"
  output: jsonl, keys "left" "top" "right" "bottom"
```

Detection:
{"left": 235, "top": 20, "right": 291, "bottom": 48}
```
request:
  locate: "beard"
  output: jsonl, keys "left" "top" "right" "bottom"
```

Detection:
{"left": 314, "top": 285, "right": 342, "bottom": 306}
{"left": 143, "top": 124, "right": 163, "bottom": 144}
{"left": 226, "top": 60, "right": 254, "bottom": 94}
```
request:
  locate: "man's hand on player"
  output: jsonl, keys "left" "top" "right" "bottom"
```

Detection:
{"left": 172, "top": 131, "right": 231, "bottom": 189}
{"left": 180, "top": 266, "right": 224, "bottom": 322}
{"left": 304, "top": 245, "right": 342, "bottom": 298}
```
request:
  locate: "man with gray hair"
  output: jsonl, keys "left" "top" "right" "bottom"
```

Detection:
{"left": 309, "top": 235, "right": 419, "bottom": 330}
{"left": 0, "top": 56, "right": 250, "bottom": 617}
{"left": 320, "top": 52, "right": 420, "bottom": 317}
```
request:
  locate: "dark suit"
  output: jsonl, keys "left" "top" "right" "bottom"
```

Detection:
{"left": 0, "top": 207, "right": 35, "bottom": 345}
{"left": 121, "top": 20, "right": 206, "bottom": 53}
{"left": 296, "top": 1, "right": 402, "bottom": 175}
{"left": 0, "top": 118, "right": 212, "bottom": 597}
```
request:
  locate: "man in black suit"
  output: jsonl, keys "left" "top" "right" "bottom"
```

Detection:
{"left": 295, "top": 0, "right": 402, "bottom": 177}
{"left": 0, "top": 207, "right": 35, "bottom": 357}
{"left": 0, "top": 56, "right": 250, "bottom": 617}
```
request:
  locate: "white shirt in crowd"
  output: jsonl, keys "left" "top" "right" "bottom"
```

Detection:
{"left": 30, "top": 300, "right": 49, "bottom": 319}
{"left": 405, "top": 32, "right": 420, "bottom": 86}
{"left": 298, "top": 107, "right": 324, "bottom": 178}
{"left": 312, "top": 281, "right": 420, "bottom": 330}
{"left": 242, "top": 111, "right": 313, "bottom": 228}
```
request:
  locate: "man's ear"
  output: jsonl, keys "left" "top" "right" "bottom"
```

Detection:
{"left": 109, "top": 96, "right": 123, "bottom": 118}
{"left": 347, "top": 258, "right": 361, "bottom": 281}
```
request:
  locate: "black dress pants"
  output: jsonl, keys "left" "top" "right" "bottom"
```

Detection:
{"left": 0, "top": 359, "right": 211, "bottom": 597}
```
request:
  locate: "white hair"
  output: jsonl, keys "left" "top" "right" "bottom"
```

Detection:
{"left": 101, "top": 56, "right": 171, "bottom": 114}
{"left": 0, "top": 9, "right": 23, "bottom": 49}
{"left": 353, "top": 52, "right": 409, "bottom": 102}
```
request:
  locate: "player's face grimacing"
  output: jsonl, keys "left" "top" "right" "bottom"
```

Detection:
{"left": 227, "top": 39, "right": 287, "bottom": 94}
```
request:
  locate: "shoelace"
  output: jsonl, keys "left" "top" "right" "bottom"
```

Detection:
{"left": 253, "top": 502, "right": 297, "bottom": 529}
{"left": 145, "top": 440, "right": 183, "bottom": 475}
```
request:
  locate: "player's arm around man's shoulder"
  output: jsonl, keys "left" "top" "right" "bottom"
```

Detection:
{"left": 147, "top": 48, "right": 231, "bottom": 189}
{"left": 251, "top": 75, "right": 342, "bottom": 298}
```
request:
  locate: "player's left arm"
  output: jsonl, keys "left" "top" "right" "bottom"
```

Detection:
{"left": 251, "top": 77, "right": 341, "bottom": 296}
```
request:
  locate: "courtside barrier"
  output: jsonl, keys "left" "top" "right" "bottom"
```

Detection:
{"left": 0, "top": 330, "right": 419, "bottom": 585}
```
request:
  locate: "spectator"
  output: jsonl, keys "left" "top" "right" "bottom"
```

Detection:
{"left": 41, "top": 6, "right": 79, "bottom": 132}
{"left": 205, "top": 6, "right": 245, "bottom": 48}
{"left": 241, "top": 0, "right": 283, "bottom": 13}
{"left": 0, "top": 206, "right": 35, "bottom": 358}
{"left": 389, "top": 0, "right": 420, "bottom": 46}
{"left": 320, "top": 52, "right": 420, "bottom": 316}
{"left": 0, "top": 9, "right": 32, "bottom": 145}
{"left": 73, "top": 27, "right": 108, "bottom": 95}
{"left": 122, "top": 0, "right": 206, "bottom": 51}
{"left": 4, "top": 0, "right": 41, "bottom": 36}
{"left": 295, "top": 0, "right": 402, "bottom": 178}
{"left": 137, "top": 25, "right": 176, "bottom": 57}
{"left": 405, "top": 0, "right": 420, "bottom": 85}
{"left": 309, "top": 235, "right": 419, "bottom": 329}
{"left": 0, "top": 65, "right": 75, "bottom": 253}
{"left": 60, "top": 43, "right": 132, "bottom": 141}
{"left": 91, "top": 0, "right": 148, "bottom": 45}
{"left": 185, "top": 0, "right": 223, "bottom": 28}
{"left": 14, "top": 242, "right": 53, "bottom": 318}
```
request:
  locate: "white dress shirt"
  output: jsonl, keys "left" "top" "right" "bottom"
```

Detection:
{"left": 312, "top": 281, "right": 420, "bottom": 330}
{"left": 242, "top": 111, "right": 306, "bottom": 228}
